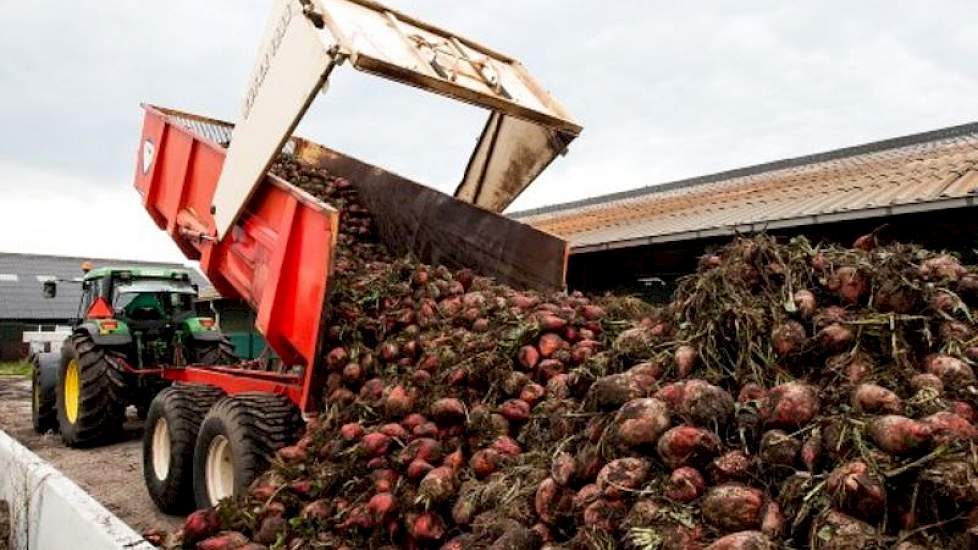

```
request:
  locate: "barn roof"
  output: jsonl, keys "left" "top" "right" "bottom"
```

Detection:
{"left": 0, "top": 252, "right": 211, "bottom": 321}
{"left": 512, "top": 122, "right": 978, "bottom": 253}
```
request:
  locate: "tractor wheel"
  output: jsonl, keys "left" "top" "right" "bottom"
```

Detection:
{"left": 192, "top": 393, "right": 302, "bottom": 508}
{"left": 192, "top": 336, "right": 238, "bottom": 365}
{"left": 56, "top": 333, "right": 128, "bottom": 447}
{"left": 30, "top": 352, "right": 59, "bottom": 433}
{"left": 143, "top": 384, "right": 225, "bottom": 514}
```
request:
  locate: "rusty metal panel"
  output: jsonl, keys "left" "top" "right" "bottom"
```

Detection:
{"left": 455, "top": 113, "right": 574, "bottom": 213}
{"left": 314, "top": 0, "right": 580, "bottom": 135}
{"left": 311, "top": 0, "right": 581, "bottom": 212}
{"left": 292, "top": 137, "right": 568, "bottom": 291}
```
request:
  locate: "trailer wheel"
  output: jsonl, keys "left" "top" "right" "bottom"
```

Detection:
{"left": 56, "top": 334, "right": 127, "bottom": 447}
{"left": 142, "top": 384, "right": 225, "bottom": 513}
{"left": 31, "top": 352, "right": 59, "bottom": 433}
{"left": 193, "top": 393, "right": 302, "bottom": 508}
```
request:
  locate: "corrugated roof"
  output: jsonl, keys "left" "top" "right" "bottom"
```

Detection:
{"left": 513, "top": 122, "right": 978, "bottom": 252}
{"left": 0, "top": 252, "right": 212, "bottom": 321}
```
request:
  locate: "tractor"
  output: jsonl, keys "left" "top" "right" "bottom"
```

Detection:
{"left": 31, "top": 265, "right": 235, "bottom": 447}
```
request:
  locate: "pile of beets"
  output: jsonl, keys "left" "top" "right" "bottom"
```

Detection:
{"left": 164, "top": 155, "right": 978, "bottom": 550}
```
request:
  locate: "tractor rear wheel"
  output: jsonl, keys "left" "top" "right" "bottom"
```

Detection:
{"left": 56, "top": 333, "right": 127, "bottom": 447}
{"left": 143, "top": 384, "right": 225, "bottom": 513}
{"left": 192, "top": 393, "right": 302, "bottom": 508}
{"left": 192, "top": 336, "right": 238, "bottom": 365}
{"left": 31, "top": 352, "right": 58, "bottom": 433}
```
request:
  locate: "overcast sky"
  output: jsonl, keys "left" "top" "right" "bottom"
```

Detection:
{"left": 2, "top": 1, "right": 977, "bottom": 263}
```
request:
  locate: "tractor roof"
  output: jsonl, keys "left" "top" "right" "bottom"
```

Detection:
{"left": 83, "top": 266, "right": 192, "bottom": 281}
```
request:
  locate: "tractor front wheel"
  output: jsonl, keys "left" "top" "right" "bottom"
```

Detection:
{"left": 143, "top": 384, "right": 225, "bottom": 513}
{"left": 56, "top": 334, "right": 127, "bottom": 447}
{"left": 192, "top": 393, "right": 302, "bottom": 508}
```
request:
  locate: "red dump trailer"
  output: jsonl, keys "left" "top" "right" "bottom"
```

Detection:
{"left": 134, "top": 0, "right": 580, "bottom": 513}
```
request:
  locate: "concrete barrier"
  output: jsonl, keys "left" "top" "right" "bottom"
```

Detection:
{"left": 0, "top": 429, "right": 155, "bottom": 550}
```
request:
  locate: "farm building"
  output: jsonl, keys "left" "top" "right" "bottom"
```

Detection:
{"left": 513, "top": 122, "right": 978, "bottom": 298}
{"left": 0, "top": 252, "right": 260, "bottom": 360}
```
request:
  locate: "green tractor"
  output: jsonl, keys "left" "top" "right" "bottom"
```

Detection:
{"left": 32, "top": 266, "right": 236, "bottom": 447}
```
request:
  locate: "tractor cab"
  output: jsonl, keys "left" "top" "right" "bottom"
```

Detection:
{"left": 34, "top": 264, "right": 238, "bottom": 447}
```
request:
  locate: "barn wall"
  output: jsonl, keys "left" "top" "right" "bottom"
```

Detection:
{"left": 567, "top": 207, "right": 978, "bottom": 300}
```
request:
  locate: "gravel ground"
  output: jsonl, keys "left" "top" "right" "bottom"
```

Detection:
{"left": 0, "top": 376, "right": 183, "bottom": 536}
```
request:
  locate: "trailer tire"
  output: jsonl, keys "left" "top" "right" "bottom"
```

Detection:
{"left": 193, "top": 393, "right": 302, "bottom": 509}
{"left": 56, "top": 333, "right": 128, "bottom": 447}
{"left": 143, "top": 384, "right": 225, "bottom": 514}
{"left": 31, "top": 352, "right": 59, "bottom": 433}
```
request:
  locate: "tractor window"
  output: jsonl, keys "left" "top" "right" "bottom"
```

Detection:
{"left": 112, "top": 279, "right": 196, "bottom": 319}
{"left": 78, "top": 282, "right": 93, "bottom": 318}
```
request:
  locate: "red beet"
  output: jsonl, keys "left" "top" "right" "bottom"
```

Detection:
{"left": 709, "top": 450, "right": 751, "bottom": 483}
{"left": 538, "top": 333, "right": 567, "bottom": 358}
{"left": 816, "top": 323, "right": 854, "bottom": 353}
{"left": 498, "top": 399, "right": 531, "bottom": 422}
{"left": 534, "top": 477, "right": 574, "bottom": 525}
{"left": 326, "top": 346, "right": 349, "bottom": 368}
{"left": 701, "top": 484, "right": 766, "bottom": 532}
{"left": 401, "top": 413, "right": 428, "bottom": 431}
{"left": 835, "top": 266, "right": 867, "bottom": 304}
{"left": 666, "top": 466, "right": 706, "bottom": 503}
{"left": 737, "top": 383, "right": 767, "bottom": 403}
{"left": 922, "top": 411, "right": 978, "bottom": 444}
{"left": 182, "top": 509, "right": 220, "bottom": 544}
{"left": 551, "top": 451, "right": 577, "bottom": 486}
{"left": 657, "top": 425, "right": 722, "bottom": 468}
{"left": 407, "top": 459, "right": 434, "bottom": 481}
{"left": 920, "top": 254, "right": 966, "bottom": 282}
{"left": 367, "top": 492, "right": 395, "bottom": 522}
{"left": 372, "top": 469, "right": 398, "bottom": 493}
{"left": 851, "top": 383, "right": 902, "bottom": 415}
{"left": 924, "top": 353, "right": 976, "bottom": 386}
{"left": 518, "top": 345, "right": 540, "bottom": 370}
{"left": 674, "top": 345, "right": 699, "bottom": 376}
{"left": 277, "top": 444, "right": 307, "bottom": 463}
{"left": 760, "top": 502, "right": 784, "bottom": 539}
{"left": 680, "top": 379, "right": 735, "bottom": 428}
{"left": 411, "top": 512, "right": 446, "bottom": 541}
{"left": 771, "top": 321, "right": 806, "bottom": 356}
{"left": 470, "top": 449, "right": 502, "bottom": 478}
{"left": 301, "top": 499, "right": 332, "bottom": 520}
{"left": 827, "top": 461, "right": 886, "bottom": 520}
{"left": 196, "top": 532, "right": 249, "bottom": 550}
{"left": 519, "top": 382, "right": 546, "bottom": 405}
{"left": 596, "top": 457, "right": 650, "bottom": 498}
{"left": 361, "top": 432, "right": 392, "bottom": 457}
{"left": 419, "top": 466, "right": 457, "bottom": 503}
{"left": 793, "top": 289, "right": 817, "bottom": 319}
{"left": 612, "top": 397, "right": 672, "bottom": 450}
{"left": 869, "top": 415, "right": 934, "bottom": 455}
{"left": 430, "top": 398, "right": 466, "bottom": 424}
{"left": 490, "top": 435, "right": 522, "bottom": 456}
{"left": 582, "top": 498, "right": 626, "bottom": 532}
{"left": 760, "top": 382, "right": 819, "bottom": 429}
{"left": 704, "top": 531, "right": 775, "bottom": 550}
{"left": 384, "top": 384, "right": 416, "bottom": 418}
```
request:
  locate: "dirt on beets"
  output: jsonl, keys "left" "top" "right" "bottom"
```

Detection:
{"left": 166, "top": 155, "right": 978, "bottom": 550}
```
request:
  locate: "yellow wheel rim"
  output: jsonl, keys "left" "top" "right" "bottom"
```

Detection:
{"left": 64, "top": 359, "right": 80, "bottom": 424}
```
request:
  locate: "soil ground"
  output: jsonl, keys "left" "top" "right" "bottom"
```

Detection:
{"left": 0, "top": 375, "right": 183, "bottom": 536}
{"left": 0, "top": 499, "right": 9, "bottom": 550}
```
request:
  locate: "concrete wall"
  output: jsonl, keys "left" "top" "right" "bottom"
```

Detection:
{"left": 0, "top": 429, "right": 154, "bottom": 550}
